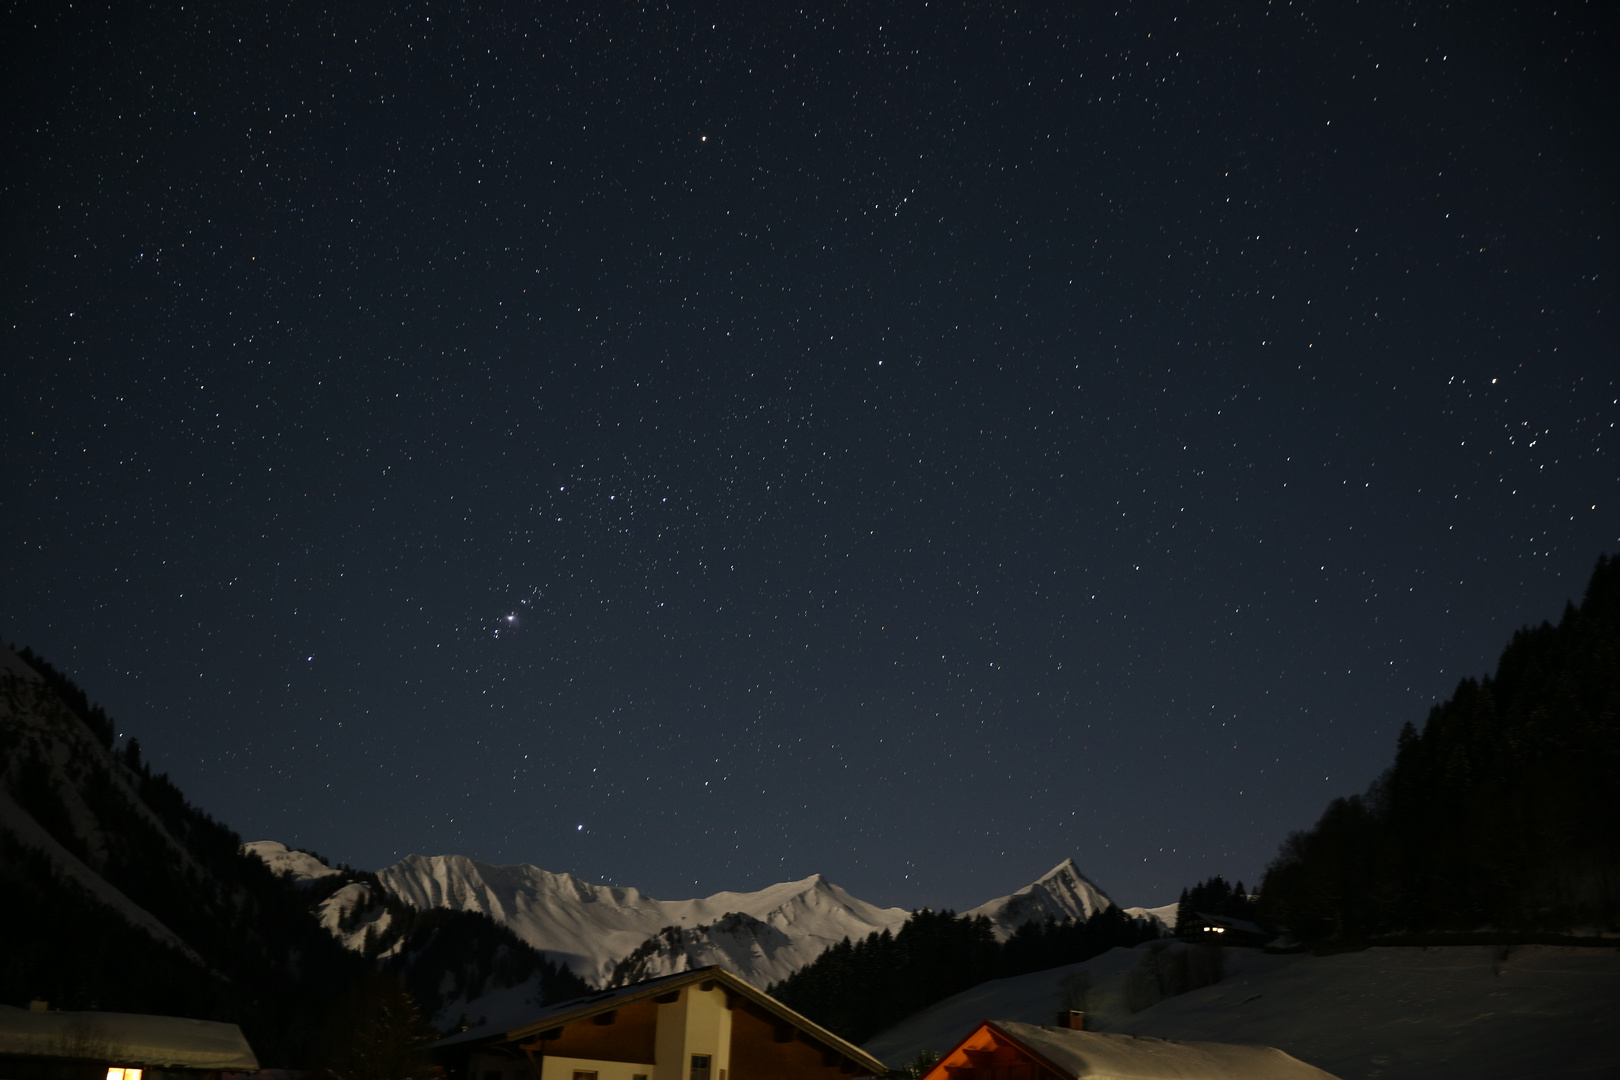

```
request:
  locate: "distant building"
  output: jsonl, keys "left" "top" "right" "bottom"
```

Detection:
{"left": 0, "top": 1004, "right": 259, "bottom": 1080}
{"left": 919, "top": 1020, "right": 1341, "bottom": 1080}
{"left": 434, "top": 966, "right": 886, "bottom": 1080}
{"left": 1186, "top": 912, "right": 1271, "bottom": 948}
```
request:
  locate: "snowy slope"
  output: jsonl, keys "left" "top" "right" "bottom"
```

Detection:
{"left": 315, "top": 881, "right": 395, "bottom": 952}
{"left": 0, "top": 647, "right": 203, "bottom": 958}
{"left": 965, "top": 858, "right": 1115, "bottom": 938}
{"left": 863, "top": 942, "right": 1189, "bottom": 1066}
{"left": 863, "top": 943, "right": 1620, "bottom": 1080}
{"left": 243, "top": 839, "right": 343, "bottom": 884}
{"left": 373, "top": 854, "right": 911, "bottom": 987}
{"left": 1106, "top": 944, "right": 1620, "bottom": 1080}
{"left": 1121, "top": 902, "right": 1178, "bottom": 935}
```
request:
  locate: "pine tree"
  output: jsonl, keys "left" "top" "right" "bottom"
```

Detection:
{"left": 316, "top": 973, "right": 439, "bottom": 1080}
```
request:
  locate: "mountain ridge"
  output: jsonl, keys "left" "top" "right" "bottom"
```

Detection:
{"left": 246, "top": 840, "right": 1159, "bottom": 991}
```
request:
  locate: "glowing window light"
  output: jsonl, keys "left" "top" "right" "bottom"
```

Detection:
{"left": 107, "top": 1068, "right": 144, "bottom": 1080}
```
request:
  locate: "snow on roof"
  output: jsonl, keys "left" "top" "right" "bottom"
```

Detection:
{"left": 0, "top": 1007, "right": 259, "bottom": 1071}
{"left": 984, "top": 1021, "right": 1341, "bottom": 1080}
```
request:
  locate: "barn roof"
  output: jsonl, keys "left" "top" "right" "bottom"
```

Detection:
{"left": 931, "top": 1020, "right": 1340, "bottom": 1080}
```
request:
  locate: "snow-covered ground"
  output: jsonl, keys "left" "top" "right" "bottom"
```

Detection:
{"left": 864, "top": 943, "right": 1620, "bottom": 1080}
{"left": 863, "top": 945, "right": 1154, "bottom": 1065}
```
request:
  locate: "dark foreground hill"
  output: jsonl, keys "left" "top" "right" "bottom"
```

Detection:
{"left": 0, "top": 646, "right": 361, "bottom": 1063}
{"left": 1261, "top": 554, "right": 1620, "bottom": 943}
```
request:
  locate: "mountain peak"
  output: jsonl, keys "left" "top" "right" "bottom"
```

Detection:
{"left": 965, "top": 857, "right": 1114, "bottom": 939}
{"left": 1039, "top": 856, "right": 1084, "bottom": 880}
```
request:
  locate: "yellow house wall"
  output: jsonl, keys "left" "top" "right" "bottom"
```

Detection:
{"left": 537, "top": 1056, "right": 652, "bottom": 1080}
{"left": 650, "top": 985, "right": 733, "bottom": 1080}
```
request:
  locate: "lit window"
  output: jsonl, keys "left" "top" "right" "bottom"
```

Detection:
{"left": 107, "top": 1069, "right": 143, "bottom": 1080}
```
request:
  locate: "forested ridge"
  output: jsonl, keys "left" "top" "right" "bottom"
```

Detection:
{"left": 1261, "top": 554, "right": 1620, "bottom": 943}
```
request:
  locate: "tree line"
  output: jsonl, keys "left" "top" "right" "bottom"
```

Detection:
{"left": 769, "top": 904, "right": 1159, "bottom": 1045}
{"left": 1260, "top": 554, "right": 1620, "bottom": 943}
{"left": 1172, "top": 875, "right": 1259, "bottom": 936}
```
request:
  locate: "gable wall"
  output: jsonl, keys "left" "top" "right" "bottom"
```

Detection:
{"left": 652, "top": 985, "right": 731, "bottom": 1080}
{"left": 726, "top": 1004, "right": 859, "bottom": 1080}
{"left": 538, "top": 1057, "right": 651, "bottom": 1080}
{"left": 923, "top": 1026, "right": 1064, "bottom": 1080}
{"left": 535, "top": 1000, "right": 659, "bottom": 1066}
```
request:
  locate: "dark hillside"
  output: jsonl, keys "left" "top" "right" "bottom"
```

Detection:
{"left": 1261, "top": 554, "right": 1620, "bottom": 943}
{"left": 0, "top": 648, "right": 364, "bottom": 1063}
{"left": 1, "top": 644, "right": 588, "bottom": 1059}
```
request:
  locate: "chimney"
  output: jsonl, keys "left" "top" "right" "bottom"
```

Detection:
{"left": 1066, "top": 1011, "right": 1085, "bottom": 1031}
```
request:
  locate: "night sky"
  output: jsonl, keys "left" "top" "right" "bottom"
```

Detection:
{"left": 3, "top": 1, "right": 1614, "bottom": 914}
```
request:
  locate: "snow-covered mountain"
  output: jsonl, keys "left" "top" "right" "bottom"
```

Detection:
{"left": 964, "top": 857, "right": 1116, "bottom": 938}
{"left": 246, "top": 841, "right": 1160, "bottom": 991}
{"left": 371, "top": 852, "right": 910, "bottom": 988}
{"left": 242, "top": 839, "right": 342, "bottom": 884}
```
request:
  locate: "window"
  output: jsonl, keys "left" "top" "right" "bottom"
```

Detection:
{"left": 689, "top": 1055, "right": 711, "bottom": 1080}
{"left": 107, "top": 1070, "right": 143, "bottom": 1080}
{"left": 571, "top": 1073, "right": 597, "bottom": 1080}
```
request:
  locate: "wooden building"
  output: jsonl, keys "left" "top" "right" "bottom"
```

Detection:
{"left": 1185, "top": 913, "right": 1271, "bottom": 948}
{"left": 434, "top": 966, "right": 885, "bottom": 1080}
{"left": 920, "top": 1020, "right": 1340, "bottom": 1080}
{"left": 0, "top": 1004, "right": 258, "bottom": 1080}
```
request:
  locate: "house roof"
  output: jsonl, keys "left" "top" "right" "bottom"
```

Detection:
{"left": 931, "top": 1021, "right": 1340, "bottom": 1080}
{"left": 0, "top": 1006, "right": 259, "bottom": 1071}
{"left": 434, "top": 965, "right": 887, "bottom": 1077}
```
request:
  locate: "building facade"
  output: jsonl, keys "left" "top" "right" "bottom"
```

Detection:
{"left": 437, "top": 967, "right": 884, "bottom": 1080}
